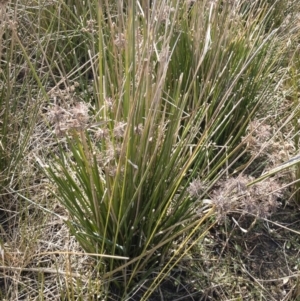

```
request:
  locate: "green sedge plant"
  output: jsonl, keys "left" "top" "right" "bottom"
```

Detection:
{"left": 42, "top": 0, "right": 297, "bottom": 299}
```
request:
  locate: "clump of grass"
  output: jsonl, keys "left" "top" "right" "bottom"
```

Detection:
{"left": 40, "top": 0, "right": 299, "bottom": 298}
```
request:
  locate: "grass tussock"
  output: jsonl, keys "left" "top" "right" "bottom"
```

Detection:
{"left": 1, "top": 0, "right": 300, "bottom": 300}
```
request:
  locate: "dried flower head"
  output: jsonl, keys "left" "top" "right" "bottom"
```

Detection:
{"left": 69, "top": 102, "right": 89, "bottom": 130}
{"left": 81, "top": 19, "right": 97, "bottom": 33}
{"left": 70, "top": 102, "right": 89, "bottom": 122}
{"left": 242, "top": 119, "right": 296, "bottom": 171}
{"left": 48, "top": 105, "right": 66, "bottom": 124}
{"left": 188, "top": 178, "right": 207, "bottom": 198}
{"left": 95, "top": 128, "right": 109, "bottom": 141}
{"left": 211, "top": 175, "right": 283, "bottom": 223}
{"left": 243, "top": 120, "right": 272, "bottom": 151}
{"left": 47, "top": 102, "right": 90, "bottom": 136}
{"left": 113, "top": 121, "right": 127, "bottom": 138}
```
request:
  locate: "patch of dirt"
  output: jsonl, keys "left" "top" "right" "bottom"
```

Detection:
{"left": 184, "top": 206, "right": 300, "bottom": 301}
